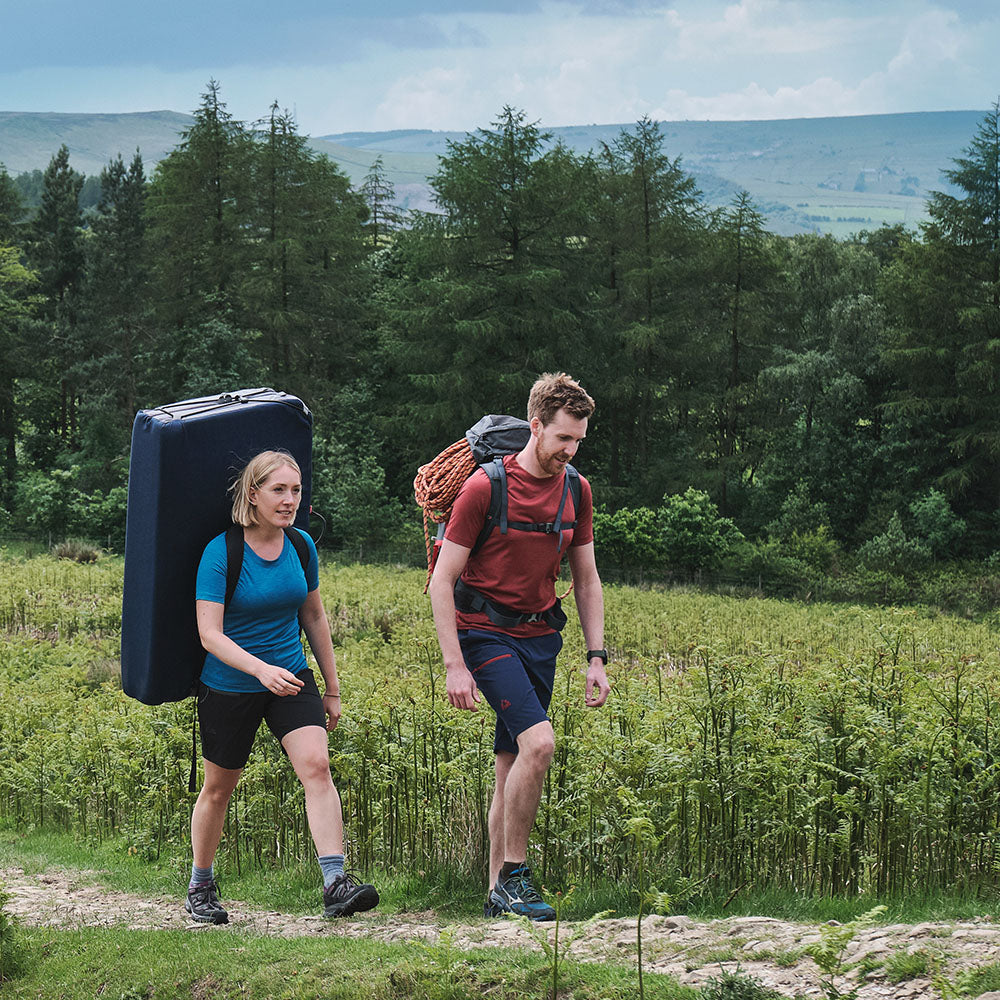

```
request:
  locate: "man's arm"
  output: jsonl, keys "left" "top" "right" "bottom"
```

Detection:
{"left": 567, "top": 542, "right": 610, "bottom": 707}
{"left": 428, "top": 538, "right": 481, "bottom": 711}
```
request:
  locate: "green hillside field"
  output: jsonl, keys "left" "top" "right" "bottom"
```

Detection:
{"left": 1, "top": 107, "right": 986, "bottom": 235}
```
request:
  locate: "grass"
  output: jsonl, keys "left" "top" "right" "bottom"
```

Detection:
{"left": 884, "top": 947, "right": 934, "bottom": 982}
{"left": 0, "top": 924, "right": 697, "bottom": 1000}
{"left": 4, "top": 825, "right": 999, "bottom": 928}
{"left": 956, "top": 962, "right": 1000, "bottom": 996}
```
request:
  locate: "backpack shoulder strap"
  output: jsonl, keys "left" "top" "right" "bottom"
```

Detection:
{"left": 225, "top": 525, "right": 311, "bottom": 609}
{"left": 566, "top": 464, "right": 581, "bottom": 517}
{"left": 471, "top": 458, "right": 506, "bottom": 556}
{"left": 224, "top": 524, "right": 244, "bottom": 609}
{"left": 284, "top": 526, "right": 311, "bottom": 582}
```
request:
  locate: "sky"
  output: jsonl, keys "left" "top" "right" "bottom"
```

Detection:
{"left": 2, "top": 0, "right": 997, "bottom": 136}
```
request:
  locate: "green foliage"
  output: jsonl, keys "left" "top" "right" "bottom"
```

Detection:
{"left": 311, "top": 434, "right": 407, "bottom": 550}
{"left": 883, "top": 947, "right": 932, "bottom": 983}
{"left": 593, "top": 504, "right": 663, "bottom": 572}
{"left": 767, "top": 481, "right": 833, "bottom": 540}
{"left": 13, "top": 554, "right": 1000, "bottom": 919}
{"left": 0, "top": 880, "right": 24, "bottom": 983}
{"left": 908, "top": 488, "right": 966, "bottom": 558}
{"left": 11, "top": 96, "right": 1000, "bottom": 578}
{"left": 11, "top": 466, "right": 126, "bottom": 546}
{"left": 807, "top": 906, "right": 886, "bottom": 1000}
{"left": 660, "top": 488, "right": 743, "bottom": 574}
{"left": 725, "top": 538, "right": 815, "bottom": 595}
{"left": 700, "top": 968, "right": 783, "bottom": 1000}
{"left": 858, "top": 511, "right": 931, "bottom": 572}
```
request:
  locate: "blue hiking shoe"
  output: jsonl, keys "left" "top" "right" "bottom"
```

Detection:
{"left": 487, "top": 864, "right": 555, "bottom": 921}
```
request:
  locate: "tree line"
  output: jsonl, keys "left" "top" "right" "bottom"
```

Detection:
{"left": 1, "top": 81, "right": 999, "bottom": 582}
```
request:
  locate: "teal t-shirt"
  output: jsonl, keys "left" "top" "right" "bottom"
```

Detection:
{"left": 195, "top": 528, "right": 320, "bottom": 693}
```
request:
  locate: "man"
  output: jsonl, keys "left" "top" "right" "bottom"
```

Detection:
{"left": 429, "top": 372, "right": 610, "bottom": 921}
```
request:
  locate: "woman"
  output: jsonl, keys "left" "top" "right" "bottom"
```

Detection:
{"left": 186, "top": 449, "right": 378, "bottom": 923}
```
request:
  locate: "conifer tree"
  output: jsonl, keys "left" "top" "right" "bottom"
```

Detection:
{"left": 146, "top": 80, "right": 253, "bottom": 331}
{"left": 387, "top": 107, "right": 593, "bottom": 455}
{"left": 26, "top": 144, "right": 85, "bottom": 447}
{"left": 0, "top": 164, "right": 22, "bottom": 242}
{"left": 76, "top": 151, "right": 150, "bottom": 471}
{"left": 589, "top": 117, "right": 705, "bottom": 501}
{"left": 885, "top": 99, "right": 1000, "bottom": 513}
{"left": 360, "top": 155, "right": 402, "bottom": 249}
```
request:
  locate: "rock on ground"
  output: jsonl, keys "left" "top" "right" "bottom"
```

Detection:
{"left": 4, "top": 867, "right": 1000, "bottom": 999}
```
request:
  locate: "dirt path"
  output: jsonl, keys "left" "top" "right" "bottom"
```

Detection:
{"left": 5, "top": 866, "right": 1000, "bottom": 999}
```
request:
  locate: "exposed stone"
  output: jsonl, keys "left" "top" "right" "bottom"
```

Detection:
{"left": 6, "top": 865, "right": 1000, "bottom": 1000}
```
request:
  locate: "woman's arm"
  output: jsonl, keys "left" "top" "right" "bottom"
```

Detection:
{"left": 298, "top": 588, "right": 342, "bottom": 730}
{"left": 196, "top": 599, "right": 304, "bottom": 696}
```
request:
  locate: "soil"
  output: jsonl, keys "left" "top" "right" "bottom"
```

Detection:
{"left": 4, "top": 866, "right": 1000, "bottom": 999}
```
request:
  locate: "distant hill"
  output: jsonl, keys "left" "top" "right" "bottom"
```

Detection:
{"left": 0, "top": 110, "right": 193, "bottom": 176}
{"left": 316, "top": 110, "right": 985, "bottom": 236}
{"left": 0, "top": 108, "right": 986, "bottom": 236}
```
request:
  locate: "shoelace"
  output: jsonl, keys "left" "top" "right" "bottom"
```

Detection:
{"left": 190, "top": 882, "right": 222, "bottom": 905}
{"left": 508, "top": 869, "right": 542, "bottom": 901}
{"left": 328, "top": 871, "right": 366, "bottom": 894}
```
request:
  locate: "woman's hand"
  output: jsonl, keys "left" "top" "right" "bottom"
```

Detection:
{"left": 323, "top": 692, "right": 341, "bottom": 730}
{"left": 256, "top": 664, "right": 305, "bottom": 696}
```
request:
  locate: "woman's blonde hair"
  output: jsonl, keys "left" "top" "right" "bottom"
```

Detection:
{"left": 230, "top": 450, "right": 302, "bottom": 527}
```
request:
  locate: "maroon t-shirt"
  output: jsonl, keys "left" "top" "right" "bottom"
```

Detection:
{"left": 445, "top": 454, "right": 594, "bottom": 637}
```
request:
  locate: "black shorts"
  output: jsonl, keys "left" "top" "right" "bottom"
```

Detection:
{"left": 197, "top": 668, "right": 325, "bottom": 770}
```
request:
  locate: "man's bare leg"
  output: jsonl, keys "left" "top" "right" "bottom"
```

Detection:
{"left": 487, "top": 721, "right": 554, "bottom": 888}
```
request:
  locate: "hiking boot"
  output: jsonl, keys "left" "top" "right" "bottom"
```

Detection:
{"left": 484, "top": 896, "right": 506, "bottom": 918}
{"left": 322, "top": 872, "right": 379, "bottom": 918}
{"left": 185, "top": 881, "right": 229, "bottom": 924}
{"left": 487, "top": 864, "right": 555, "bottom": 921}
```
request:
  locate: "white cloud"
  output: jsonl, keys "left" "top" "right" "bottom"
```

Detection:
{"left": 1, "top": 0, "right": 997, "bottom": 134}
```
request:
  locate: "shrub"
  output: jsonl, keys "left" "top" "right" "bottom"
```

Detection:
{"left": 312, "top": 434, "right": 406, "bottom": 549}
{"left": 782, "top": 527, "right": 840, "bottom": 574}
{"left": 766, "top": 480, "right": 832, "bottom": 539}
{"left": 592, "top": 504, "right": 663, "bottom": 573}
{"left": 909, "top": 488, "right": 966, "bottom": 558}
{"left": 0, "top": 880, "right": 25, "bottom": 983}
{"left": 701, "top": 967, "right": 782, "bottom": 1000}
{"left": 52, "top": 539, "right": 101, "bottom": 563}
{"left": 659, "top": 488, "right": 743, "bottom": 575}
{"left": 726, "top": 539, "right": 815, "bottom": 597}
{"left": 858, "top": 511, "right": 931, "bottom": 573}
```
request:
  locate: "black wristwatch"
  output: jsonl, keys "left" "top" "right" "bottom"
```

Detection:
{"left": 586, "top": 649, "right": 608, "bottom": 664}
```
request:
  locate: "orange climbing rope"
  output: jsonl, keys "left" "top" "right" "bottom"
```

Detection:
{"left": 413, "top": 437, "right": 476, "bottom": 592}
{"left": 413, "top": 438, "right": 575, "bottom": 602}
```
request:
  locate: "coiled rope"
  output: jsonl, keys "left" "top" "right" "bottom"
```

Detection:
{"left": 413, "top": 438, "right": 575, "bottom": 601}
{"left": 413, "top": 438, "right": 476, "bottom": 592}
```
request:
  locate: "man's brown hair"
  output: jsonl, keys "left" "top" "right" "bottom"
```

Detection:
{"left": 527, "top": 372, "right": 595, "bottom": 426}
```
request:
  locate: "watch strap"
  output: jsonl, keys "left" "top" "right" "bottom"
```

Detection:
{"left": 586, "top": 648, "right": 608, "bottom": 664}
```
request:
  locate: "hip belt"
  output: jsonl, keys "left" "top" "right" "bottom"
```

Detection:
{"left": 454, "top": 578, "right": 567, "bottom": 632}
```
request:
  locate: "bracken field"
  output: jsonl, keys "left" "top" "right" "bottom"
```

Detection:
{"left": 3, "top": 547, "right": 1000, "bottom": 911}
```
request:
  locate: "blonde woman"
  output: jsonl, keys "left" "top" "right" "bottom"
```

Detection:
{"left": 186, "top": 449, "right": 377, "bottom": 923}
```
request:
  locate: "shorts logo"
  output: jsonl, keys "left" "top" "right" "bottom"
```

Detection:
{"left": 500, "top": 699, "right": 511, "bottom": 710}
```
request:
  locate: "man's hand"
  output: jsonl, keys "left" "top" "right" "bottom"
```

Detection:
{"left": 446, "top": 662, "right": 481, "bottom": 711}
{"left": 584, "top": 661, "right": 610, "bottom": 707}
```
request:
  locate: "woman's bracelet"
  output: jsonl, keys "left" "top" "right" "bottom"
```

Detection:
{"left": 323, "top": 691, "right": 340, "bottom": 698}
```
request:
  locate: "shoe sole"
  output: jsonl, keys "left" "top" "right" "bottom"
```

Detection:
{"left": 323, "top": 885, "right": 380, "bottom": 918}
{"left": 185, "top": 901, "right": 229, "bottom": 925}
